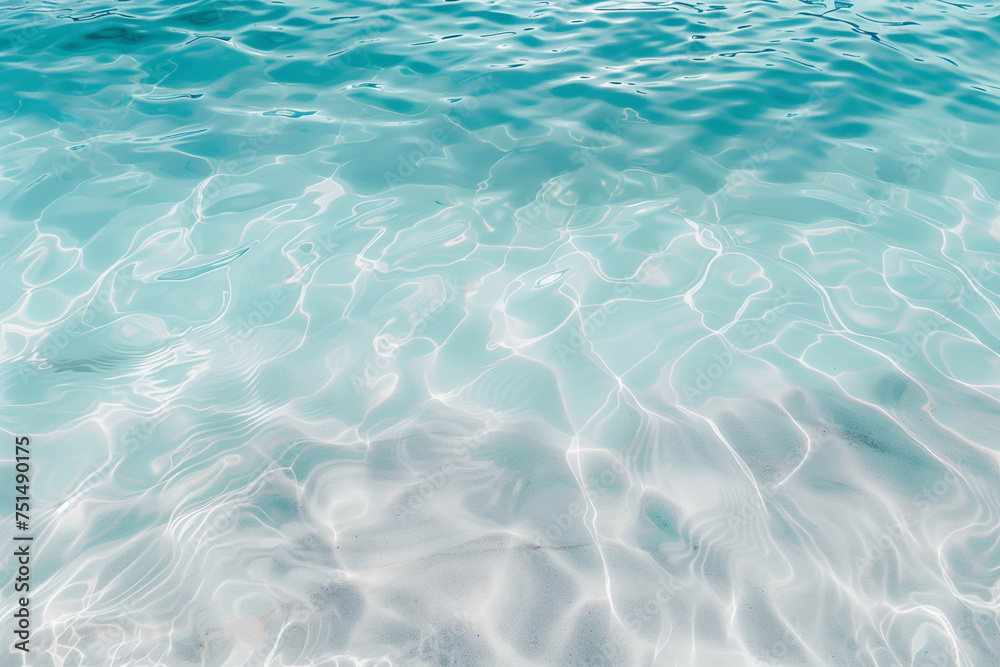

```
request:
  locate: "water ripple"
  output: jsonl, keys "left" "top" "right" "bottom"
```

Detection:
{"left": 2, "top": 0, "right": 1000, "bottom": 665}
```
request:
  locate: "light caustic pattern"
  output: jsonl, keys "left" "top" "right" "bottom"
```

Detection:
{"left": 1, "top": 0, "right": 1000, "bottom": 665}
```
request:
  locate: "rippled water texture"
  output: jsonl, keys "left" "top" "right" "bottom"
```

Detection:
{"left": 2, "top": 0, "right": 1000, "bottom": 665}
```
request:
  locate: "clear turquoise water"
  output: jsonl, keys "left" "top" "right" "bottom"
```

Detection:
{"left": 2, "top": 1, "right": 1000, "bottom": 665}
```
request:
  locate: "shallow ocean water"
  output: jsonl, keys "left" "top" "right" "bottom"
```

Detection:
{"left": 2, "top": 0, "right": 1000, "bottom": 665}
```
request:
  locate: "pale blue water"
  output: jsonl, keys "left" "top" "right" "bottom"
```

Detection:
{"left": 2, "top": 1, "right": 1000, "bottom": 665}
